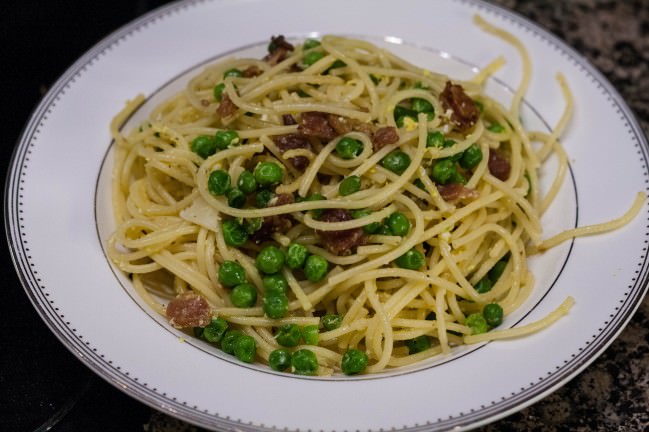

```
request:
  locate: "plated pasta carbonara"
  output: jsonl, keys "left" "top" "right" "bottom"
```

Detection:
{"left": 108, "top": 16, "right": 644, "bottom": 376}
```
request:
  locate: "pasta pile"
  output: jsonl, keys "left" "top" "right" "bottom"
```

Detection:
{"left": 108, "top": 16, "right": 644, "bottom": 375}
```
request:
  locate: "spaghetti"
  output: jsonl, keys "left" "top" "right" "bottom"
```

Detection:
{"left": 108, "top": 17, "right": 644, "bottom": 376}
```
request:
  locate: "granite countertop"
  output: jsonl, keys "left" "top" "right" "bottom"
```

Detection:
{"left": 1, "top": 1, "right": 647, "bottom": 431}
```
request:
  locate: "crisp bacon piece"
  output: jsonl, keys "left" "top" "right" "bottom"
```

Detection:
{"left": 263, "top": 35, "right": 294, "bottom": 66}
{"left": 440, "top": 81, "right": 479, "bottom": 132}
{"left": 242, "top": 65, "right": 263, "bottom": 77}
{"left": 273, "top": 133, "right": 312, "bottom": 171}
{"left": 282, "top": 114, "right": 297, "bottom": 126}
{"left": 324, "top": 114, "right": 398, "bottom": 151}
{"left": 371, "top": 126, "right": 399, "bottom": 151}
{"left": 437, "top": 183, "right": 479, "bottom": 202}
{"left": 299, "top": 111, "right": 338, "bottom": 140}
{"left": 268, "top": 35, "right": 294, "bottom": 52}
{"left": 216, "top": 93, "right": 237, "bottom": 118}
{"left": 488, "top": 149, "right": 511, "bottom": 181}
{"left": 269, "top": 193, "right": 295, "bottom": 207}
{"left": 249, "top": 194, "right": 295, "bottom": 244}
{"left": 287, "top": 156, "right": 309, "bottom": 171}
{"left": 265, "top": 48, "right": 290, "bottom": 66}
{"left": 166, "top": 292, "right": 211, "bottom": 329}
{"left": 273, "top": 133, "right": 311, "bottom": 152}
{"left": 326, "top": 114, "right": 375, "bottom": 139}
{"left": 316, "top": 209, "right": 366, "bottom": 256}
{"left": 326, "top": 114, "right": 355, "bottom": 135}
{"left": 249, "top": 216, "right": 292, "bottom": 244}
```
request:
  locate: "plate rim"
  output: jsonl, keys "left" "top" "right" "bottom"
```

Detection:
{"left": 5, "top": 0, "right": 649, "bottom": 430}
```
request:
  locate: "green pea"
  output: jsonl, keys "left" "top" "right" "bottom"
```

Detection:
{"left": 303, "top": 50, "right": 325, "bottom": 66}
{"left": 351, "top": 209, "right": 381, "bottom": 234}
{"left": 488, "top": 122, "right": 505, "bottom": 133}
{"left": 426, "top": 131, "right": 445, "bottom": 148}
{"left": 304, "top": 193, "right": 325, "bottom": 218}
{"left": 269, "top": 349, "right": 292, "bottom": 371}
{"left": 405, "top": 335, "right": 431, "bottom": 354}
{"left": 393, "top": 105, "right": 417, "bottom": 128}
{"left": 218, "top": 260, "right": 247, "bottom": 287}
{"left": 214, "top": 130, "right": 240, "bottom": 150}
{"left": 459, "top": 144, "right": 483, "bottom": 169}
{"left": 339, "top": 175, "right": 361, "bottom": 196}
{"left": 335, "top": 137, "right": 364, "bottom": 159}
{"left": 203, "top": 318, "right": 229, "bottom": 344}
{"left": 223, "top": 68, "right": 243, "bottom": 78}
{"left": 439, "top": 137, "right": 458, "bottom": 151}
{"left": 291, "top": 349, "right": 318, "bottom": 375}
{"left": 262, "top": 273, "right": 288, "bottom": 296}
{"left": 327, "top": 59, "right": 346, "bottom": 71}
{"left": 244, "top": 217, "right": 263, "bottom": 234}
{"left": 191, "top": 135, "right": 217, "bottom": 159}
{"left": 465, "top": 313, "right": 488, "bottom": 335}
{"left": 302, "top": 325, "right": 319, "bottom": 345}
{"left": 413, "top": 178, "right": 426, "bottom": 190}
{"left": 208, "top": 170, "right": 231, "bottom": 196}
{"left": 254, "top": 162, "right": 284, "bottom": 186}
{"left": 275, "top": 324, "right": 302, "bottom": 347}
{"left": 321, "top": 314, "right": 342, "bottom": 331}
{"left": 395, "top": 248, "right": 425, "bottom": 270}
{"left": 431, "top": 159, "right": 456, "bottom": 185}
{"left": 221, "top": 329, "right": 242, "bottom": 354}
{"left": 256, "top": 245, "right": 285, "bottom": 274}
{"left": 488, "top": 260, "right": 508, "bottom": 282}
{"left": 304, "top": 255, "right": 328, "bottom": 282}
{"left": 474, "top": 277, "right": 493, "bottom": 294}
{"left": 413, "top": 81, "right": 428, "bottom": 89}
{"left": 376, "top": 224, "right": 393, "bottom": 236}
{"left": 237, "top": 170, "right": 258, "bottom": 194}
{"left": 483, "top": 303, "right": 504, "bottom": 327}
{"left": 193, "top": 326, "right": 204, "bottom": 338}
{"left": 449, "top": 169, "right": 467, "bottom": 185}
{"left": 226, "top": 188, "right": 246, "bottom": 208}
{"left": 255, "top": 189, "right": 273, "bottom": 208}
{"left": 222, "top": 219, "right": 248, "bottom": 247}
{"left": 341, "top": 348, "right": 368, "bottom": 375}
{"left": 303, "top": 38, "right": 321, "bottom": 50}
{"left": 296, "top": 89, "right": 311, "bottom": 98}
{"left": 263, "top": 293, "right": 289, "bottom": 319}
{"left": 411, "top": 98, "right": 434, "bottom": 114}
{"left": 387, "top": 212, "right": 410, "bottom": 236}
{"left": 213, "top": 83, "right": 225, "bottom": 102}
{"left": 286, "top": 243, "right": 309, "bottom": 269}
{"left": 231, "top": 283, "right": 257, "bottom": 308}
{"left": 233, "top": 334, "right": 257, "bottom": 363}
{"left": 380, "top": 150, "right": 411, "bottom": 175}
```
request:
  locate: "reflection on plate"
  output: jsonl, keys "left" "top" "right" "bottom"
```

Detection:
{"left": 6, "top": 0, "right": 649, "bottom": 430}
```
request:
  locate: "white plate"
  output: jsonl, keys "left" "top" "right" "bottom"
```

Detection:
{"left": 6, "top": 0, "right": 649, "bottom": 430}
